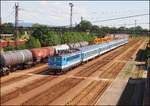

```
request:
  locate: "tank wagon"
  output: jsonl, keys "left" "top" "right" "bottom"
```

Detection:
{"left": 0, "top": 40, "right": 8, "bottom": 48}
{"left": 52, "top": 41, "right": 89, "bottom": 54}
{"left": 0, "top": 40, "right": 27, "bottom": 48}
{"left": 0, "top": 47, "right": 55, "bottom": 76}
{"left": 0, "top": 49, "right": 33, "bottom": 76}
{"left": 68, "top": 41, "right": 89, "bottom": 49}
{"left": 48, "top": 38, "right": 128, "bottom": 74}
{"left": 30, "top": 47, "right": 54, "bottom": 62}
{"left": 52, "top": 44, "right": 70, "bottom": 54}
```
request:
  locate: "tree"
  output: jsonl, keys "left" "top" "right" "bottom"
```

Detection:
{"left": 91, "top": 25, "right": 100, "bottom": 33}
{"left": 16, "top": 45, "right": 27, "bottom": 50}
{"left": 4, "top": 45, "right": 15, "bottom": 51}
{"left": 31, "top": 24, "right": 49, "bottom": 44}
{"left": 26, "top": 36, "right": 41, "bottom": 49}
{"left": 1, "top": 23, "right": 14, "bottom": 34}
{"left": 109, "top": 27, "right": 118, "bottom": 34}
{"left": 75, "top": 20, "right": 92, "bottom": 32}
{"left": 44, "top": 31, "right": 61, "bottom": 46}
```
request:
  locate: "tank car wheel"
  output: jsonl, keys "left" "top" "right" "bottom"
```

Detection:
{"left": 5, "top": 71, "right": 9, "bottom": 76}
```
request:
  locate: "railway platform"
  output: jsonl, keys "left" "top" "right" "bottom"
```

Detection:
{"left": 96, "top": 40, "right": 146, "bottom": 105}
{"left": 96, "top": 62, "right": 129, "bottom": 105}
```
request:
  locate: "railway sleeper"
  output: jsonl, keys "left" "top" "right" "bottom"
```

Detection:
{"left": 50, "top": 62, "right": 82, "bottom": 75}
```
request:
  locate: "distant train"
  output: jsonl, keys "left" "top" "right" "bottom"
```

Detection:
{"left": 0, "top": 41, "right": 89, "bottom": 76}
{"left": 93, "top": 36, "right": 113, "bottom": 44}
{"left": 48, "top": 38, "right": 128, "bottom": 74}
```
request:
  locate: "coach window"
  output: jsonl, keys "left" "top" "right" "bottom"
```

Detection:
{"left": 67, "top": 54, "right": 80, "bottom": 61}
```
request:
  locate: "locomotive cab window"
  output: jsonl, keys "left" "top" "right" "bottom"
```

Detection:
{"left": 67, "top": 54, "right": 80, "bottom": 61}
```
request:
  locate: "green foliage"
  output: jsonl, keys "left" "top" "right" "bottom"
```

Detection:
{"left": 1, "top": 21, "right": 149, "bottom": 50}
{"left": 61, "top": 32, "right": 95, "bottom": 44}
{"left": 4, "top": 45, "right": 15, "bottom": 51}
{"left": 31, "top": 24, "right": 50, "bottom": 46}
{"left": 82, "top": 32, "right": 95, "bottom": 43}
{"left": 145, "top": 47, "right": 150, "bottom": 58}
{"left": 32, "top": 24, "right": 49, "bottom": 38}
{"left": 1, "top": 23, "right": 14, "bottom": 34}
{"left": 16, "top": 35, "right": 21, "bottom": 40}
{"left": 31, "top": 30, "right": 95, "bottom": 47}
{"left": 62, "top": 32, "right": 79, "bottom": 43}
{"left": 76, "top": 20, "right": 92, "bottom": 32}
{"left": 91, "top": 25, "right": 100, "bottom": 33}
{"left": 43, "top": 32, "right": 61, "bottom": 46}
{"left": 16, "top": 45, "right": 27, "bottom": 50}
{"left": 26, "top": 36, "right": 41, "bottom": 49}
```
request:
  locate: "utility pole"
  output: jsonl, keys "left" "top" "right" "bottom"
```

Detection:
{"left": 0, "top": 17, "right": 2, "bottom": 34}
{"left": 81, "top": 16, "right": 83, "bottom": 22}
{"left": 134, "top": 20, "right": 137, "bottom": 28}
{"left": 0, "top": 17, "right": 1, "bottom": 27}
{"left": 134, "top": 20, "right": 137, "bottom": 36}
{"left": 69, "top": 3, "right": 73, "bottom": 27}
{"left": 124, "top": 24, "right": 126, "bottom": 34}
{"left": 14, "top": 3, "right": 19, "bottom": 38}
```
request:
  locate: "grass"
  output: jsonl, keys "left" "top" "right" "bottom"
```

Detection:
{"left": 129, "top": 36, "right": 149, "bottom": 41}
{"left": 123, "top": 62, "right": 145, "bottom": 79}
{"left": 132, "top": 70, "right": 144, "bottom": 78}
{"left": 123, "top": 63, "right": 135, "bottom": 78}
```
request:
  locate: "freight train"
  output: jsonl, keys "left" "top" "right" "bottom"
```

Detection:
{"left": 0, "top": 41, "right": 89, "bottom": 76}
{"left": 0, "top": 39, "right": 27, "bottom": 48}
{"left": 48, "top": 38, "right": 128, "bottom": 74}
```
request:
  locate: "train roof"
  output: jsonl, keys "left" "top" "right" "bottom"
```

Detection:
{"left": 52, "top": 44, "right": 70, "bottom": 51}
{"left": 78, "top": 44, "right": 99, "bottom": 51}
{"left": 54, "top": 49, "right": 80, "bottom": 57}
{"left": 79, "top": 39, "right": 125, "bottom": 51}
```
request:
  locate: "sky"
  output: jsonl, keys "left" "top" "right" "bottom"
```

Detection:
{"left": 1, "top": 1, "right": 150, "bottom": 29}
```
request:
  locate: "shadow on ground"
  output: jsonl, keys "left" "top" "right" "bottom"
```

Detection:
{"left": 117, "top": 78, "right": 146, "bottom": 106}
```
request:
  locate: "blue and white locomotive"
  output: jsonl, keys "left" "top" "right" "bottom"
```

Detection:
{"left": 48, "top": 38, "right": 128, "bottom": 73}
{"left": 48, "top": 50, "right": 82, "bottom": 73}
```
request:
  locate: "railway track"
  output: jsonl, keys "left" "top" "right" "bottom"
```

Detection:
{"left": 75, "top": 40, "right": 141, "bottom": 77}
{"left": 67, "top": 80, "right": 111, "bottom": 105}
{"left": 1, "top": 39, "right": 144, "bottom": 105}
{"left": 98, "top": 40, "right": 143, "bottom": 79}
{"left": 0, "top": 64, "right": 48, "bottom": 86}
{"left": 0, "top": 40, "right": 131, "bottom": 87}
{"left": 23, "top": 78, "right": 83, "bottom": 105}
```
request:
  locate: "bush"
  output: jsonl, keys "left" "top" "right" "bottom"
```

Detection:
{"left": 145, "top": 47, "right": 150, "bottom": 58}
{"left": 4, "top": 45, "right": 15, "bottom": 51}
{"left": 61, "top": 32, "right": 95, "bottom": 44}
{"left": 16, "top": 45, "right": 27, "bottom": 50}
{"left": 43, "top": 32, "right": 61, "bottom": 46}
{"left": 30, "top": 31, "right": 96, "bottom": 46}
{"left": 26, "top": 36, "right": 41, "bottom": 49}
